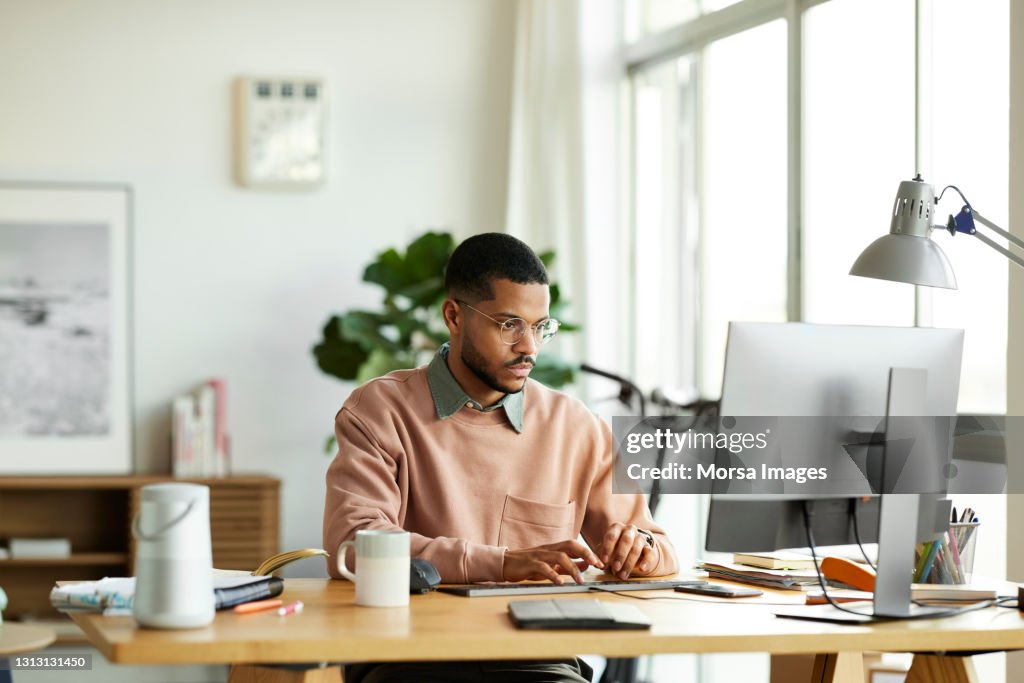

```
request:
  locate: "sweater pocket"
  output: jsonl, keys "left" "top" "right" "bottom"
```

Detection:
{"left": 497, "top": 494, "right": 575, "bottom": 550}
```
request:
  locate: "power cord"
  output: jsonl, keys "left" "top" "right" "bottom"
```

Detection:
{"left": 586, "top": 585, "right": 798, "bottom": 606}
{"left": 803, "top": 501, "right": 995, "bottom": 620}
{"left": 849, "top": 498, "right": 877, "bottom": 571}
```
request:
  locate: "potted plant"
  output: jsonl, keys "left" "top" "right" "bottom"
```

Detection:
{"left": 312, "top": 231, "right": 579, "bottom": 451}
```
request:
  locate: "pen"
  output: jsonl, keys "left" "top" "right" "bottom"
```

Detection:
{"left": 234, "top": 599, "right": 283, "bottom": 614}
{"left": 277, "top": 600, "right": 304, "bottom": 617}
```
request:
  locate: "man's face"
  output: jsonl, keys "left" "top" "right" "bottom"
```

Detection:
{"left": 457, "top": 278, "right": 550, "bottom": 396}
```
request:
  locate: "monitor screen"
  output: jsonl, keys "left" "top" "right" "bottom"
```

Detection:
{"left": 705, "top": 322, "right": 964, "bottom": 618}
{"left": 707, "top": 321, "right": 963, "bottom": 552}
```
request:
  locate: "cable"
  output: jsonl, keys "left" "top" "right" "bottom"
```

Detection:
{"left": 802, "top": 501, "right": 993, "bottom": 621}
{"left": 802, "top": 501, "right": 876, "bottom": 617}
{"left": 849, "top": 498, "right": 877, "bottom": 571}
{"left": 937, "top": 184, "right": 972, "bottom": 209}
{"left": 586, "top": 586, "right": 796, "bottom": 606}
{"left": 994, "top": 596, "right": 1019, "bottom": 609}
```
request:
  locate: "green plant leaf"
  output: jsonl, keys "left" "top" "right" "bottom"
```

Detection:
{"left": 405, "top": 232, "right": 454, "bottom": 282}
{"left": 355, "top": 349, "right": 412, "bottom": 383}
{"left": 538, "top": 250, "right": 556, "bottom": 269}
{"left": 395, "top": 275, "right": 446, "bottom": 309}
{"left": 362, "top": 232, "right": 454, "bottom": 301}
{"left": 340, "top": 310, "right": 401, "bottom": 352}
{"left": 312, "top": 332, "right": 368, "bottom": 380}
{"left": 363, "top": 248, "right": 409, "bottom": 294}
{"left": 530, "top": 355, "right": 576, "bottom": 388}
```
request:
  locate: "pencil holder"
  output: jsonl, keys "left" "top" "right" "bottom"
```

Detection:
{"left": 914, "top": 521, "right": 979, "bottom": 584}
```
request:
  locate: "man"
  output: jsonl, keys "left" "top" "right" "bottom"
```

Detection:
{"left": 324, "top": 233, "right": 677, "bottom": 682}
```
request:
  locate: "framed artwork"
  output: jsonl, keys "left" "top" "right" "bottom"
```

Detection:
{"left": 0, "top": 182, "right": 133, "bottom": 473}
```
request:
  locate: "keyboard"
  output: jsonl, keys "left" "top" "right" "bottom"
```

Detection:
{"left": 438, "top": 579, "right": 707, "bottom": 597}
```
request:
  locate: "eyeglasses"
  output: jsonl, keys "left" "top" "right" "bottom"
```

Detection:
{"left": 455, "top": 300, "right": 560, "bottom": 345}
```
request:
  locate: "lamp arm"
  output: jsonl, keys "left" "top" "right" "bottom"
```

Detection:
{"left": 970, "top": 211, "right": 1024, "bottom": 270}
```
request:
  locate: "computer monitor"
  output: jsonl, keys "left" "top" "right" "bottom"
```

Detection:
{"left": 706, "top": 322, "right": 964, "bottom": 619}
{"left": 719, "top": 322, "right": 963, "bottom": 417}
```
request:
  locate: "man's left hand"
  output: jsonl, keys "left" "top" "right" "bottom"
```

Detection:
{"left": 599, "top": 523, "right": 656, "bottom": 580}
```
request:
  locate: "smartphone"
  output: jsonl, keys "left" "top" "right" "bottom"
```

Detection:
{"left": 674, "top": 584, "right": 763, "bottom": 598}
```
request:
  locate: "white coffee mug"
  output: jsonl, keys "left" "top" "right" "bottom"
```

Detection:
{"left": 336, "top": 530, "right": 410, "bottom": 607}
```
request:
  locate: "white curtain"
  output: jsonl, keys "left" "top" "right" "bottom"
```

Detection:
{"left": 504, "top": 0, "right": 587, "bottom": 369}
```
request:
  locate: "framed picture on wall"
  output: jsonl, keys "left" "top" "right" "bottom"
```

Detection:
{"left": 0, "top": 182, "right": 133, "bottom": 473}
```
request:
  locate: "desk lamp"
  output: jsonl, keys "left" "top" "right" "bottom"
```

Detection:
{"left": 850, "top": 174, "right": 1024, "bottom": 286}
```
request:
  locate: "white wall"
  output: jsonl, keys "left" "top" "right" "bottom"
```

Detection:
{"left": 0, "top": 0, "right": 516, "bottom": 568}
{"left": 1007, "top": 2, "right": 1023, "bottom": 682}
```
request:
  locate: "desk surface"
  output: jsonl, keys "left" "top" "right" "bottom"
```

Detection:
{"left": 66, "top": 578, "right": 1024, "bottom": 666}
{"left": 0, "top": 623, "right": 56, "bottom": 656}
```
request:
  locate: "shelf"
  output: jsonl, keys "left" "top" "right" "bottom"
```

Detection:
{"left": 0, "top": 474, "right": 279, "bottom": 619}
{"left": 0, "top": 552, "right": 128, "bottom": 567}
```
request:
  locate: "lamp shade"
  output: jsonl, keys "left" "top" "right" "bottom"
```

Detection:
{"left": 849, "top": 176, "right": 958, "bottom": 289}
{"left": 849, "top": 233, "right": 957, "bottom": 289}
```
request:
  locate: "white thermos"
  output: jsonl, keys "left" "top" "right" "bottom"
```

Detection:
{"left": 132, "top": 483, "right": 214, "bottom": 629}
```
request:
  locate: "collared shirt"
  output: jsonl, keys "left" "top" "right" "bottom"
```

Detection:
{"left": 427, "top": 343, "right": 524, "bottom": 433}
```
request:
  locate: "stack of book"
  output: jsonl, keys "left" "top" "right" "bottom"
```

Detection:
{"left": 172, "top": 378, "right": 230, "bottom": 478}
{"left": 697, "top": 560, "right": 822, "bottom": 591}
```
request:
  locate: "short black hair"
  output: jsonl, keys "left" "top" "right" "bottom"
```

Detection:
{"left": 444, "top": 232, "right": 549, "bottom": 301}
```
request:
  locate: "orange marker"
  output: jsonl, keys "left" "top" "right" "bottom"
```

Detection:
{"left": 234, "top": 599, "right": 284, "bottom": 614}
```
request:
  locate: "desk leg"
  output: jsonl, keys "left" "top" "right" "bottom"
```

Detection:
{"left": 227, "top": 664, "right": 343, "bottom": 683}
{"left": 810, "top": 652, "right": 865, "bottom": 683}
{"left": 905, "top": 654, "right": 978, "bottom": 683}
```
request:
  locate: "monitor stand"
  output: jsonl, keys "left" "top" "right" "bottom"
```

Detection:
{"left": 776, "top": 368, "right": 952, "bottom": 624}
{"left": 775, "top": 494, "right": 948, "bottom": 624}
{"left": 837, "top": 493, "right": 948, "bottom": 620}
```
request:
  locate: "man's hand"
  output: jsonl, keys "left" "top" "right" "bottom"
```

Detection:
{"left": 502, "top": 540, "right": 605, "bottom": 584}
{"left": 599, "top": 523, "right": 657, "bottom": 580}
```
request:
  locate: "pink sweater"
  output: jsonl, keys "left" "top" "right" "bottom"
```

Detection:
{"left": 323, "top": 365, "right": 678, "bottom": 583}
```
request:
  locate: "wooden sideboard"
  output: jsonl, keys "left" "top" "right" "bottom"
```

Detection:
{"left": 0, "top": 475, "right": 280, "bottom": 630}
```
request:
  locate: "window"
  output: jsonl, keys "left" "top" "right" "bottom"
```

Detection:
{"left": 927, "top": 0, "right": 1009, "bottom": 414}
{"left": 802, "top": 0, "right": 915, "bottom": 327}
{"left": 619, "top": 2, "right": 1009, "bottom": 680}
{"left": 700, "top": 20, "right": 787, "bottom": 397}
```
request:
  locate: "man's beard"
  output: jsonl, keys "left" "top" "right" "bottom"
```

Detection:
{"left": 461, "top": 337, "right": 533, "bottom": 397}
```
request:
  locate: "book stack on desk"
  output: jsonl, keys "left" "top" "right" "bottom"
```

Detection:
{"left": 805, "top": 583, "right": 998, "bottom": 605}
{"left": 50, "top": 572, "right": 284, "bottom": 614}
{"left": 697, "top": 561, "right": 823, "bottom": 591}
{"left": 731, "top": 551, "right": 816, "bottom": 570}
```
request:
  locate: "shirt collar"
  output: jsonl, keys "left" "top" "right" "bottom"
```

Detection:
{"left": 427, "top": 343, "right": 525, "bottom": 433}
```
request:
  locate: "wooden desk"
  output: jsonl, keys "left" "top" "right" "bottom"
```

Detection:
{"left": 67, "top": 579, "right": 1023, "bottom": 683}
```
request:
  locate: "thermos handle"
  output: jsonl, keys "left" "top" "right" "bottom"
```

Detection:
{"left": 132, "top": 500, "right": 197, "bottom": 542}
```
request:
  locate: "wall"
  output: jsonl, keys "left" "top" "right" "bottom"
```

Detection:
{"left": 0, "top": 0, "right": 516, "bottom": 568}
{"left": 1007, "top": 0, "right": 1023, "bottom": 680}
